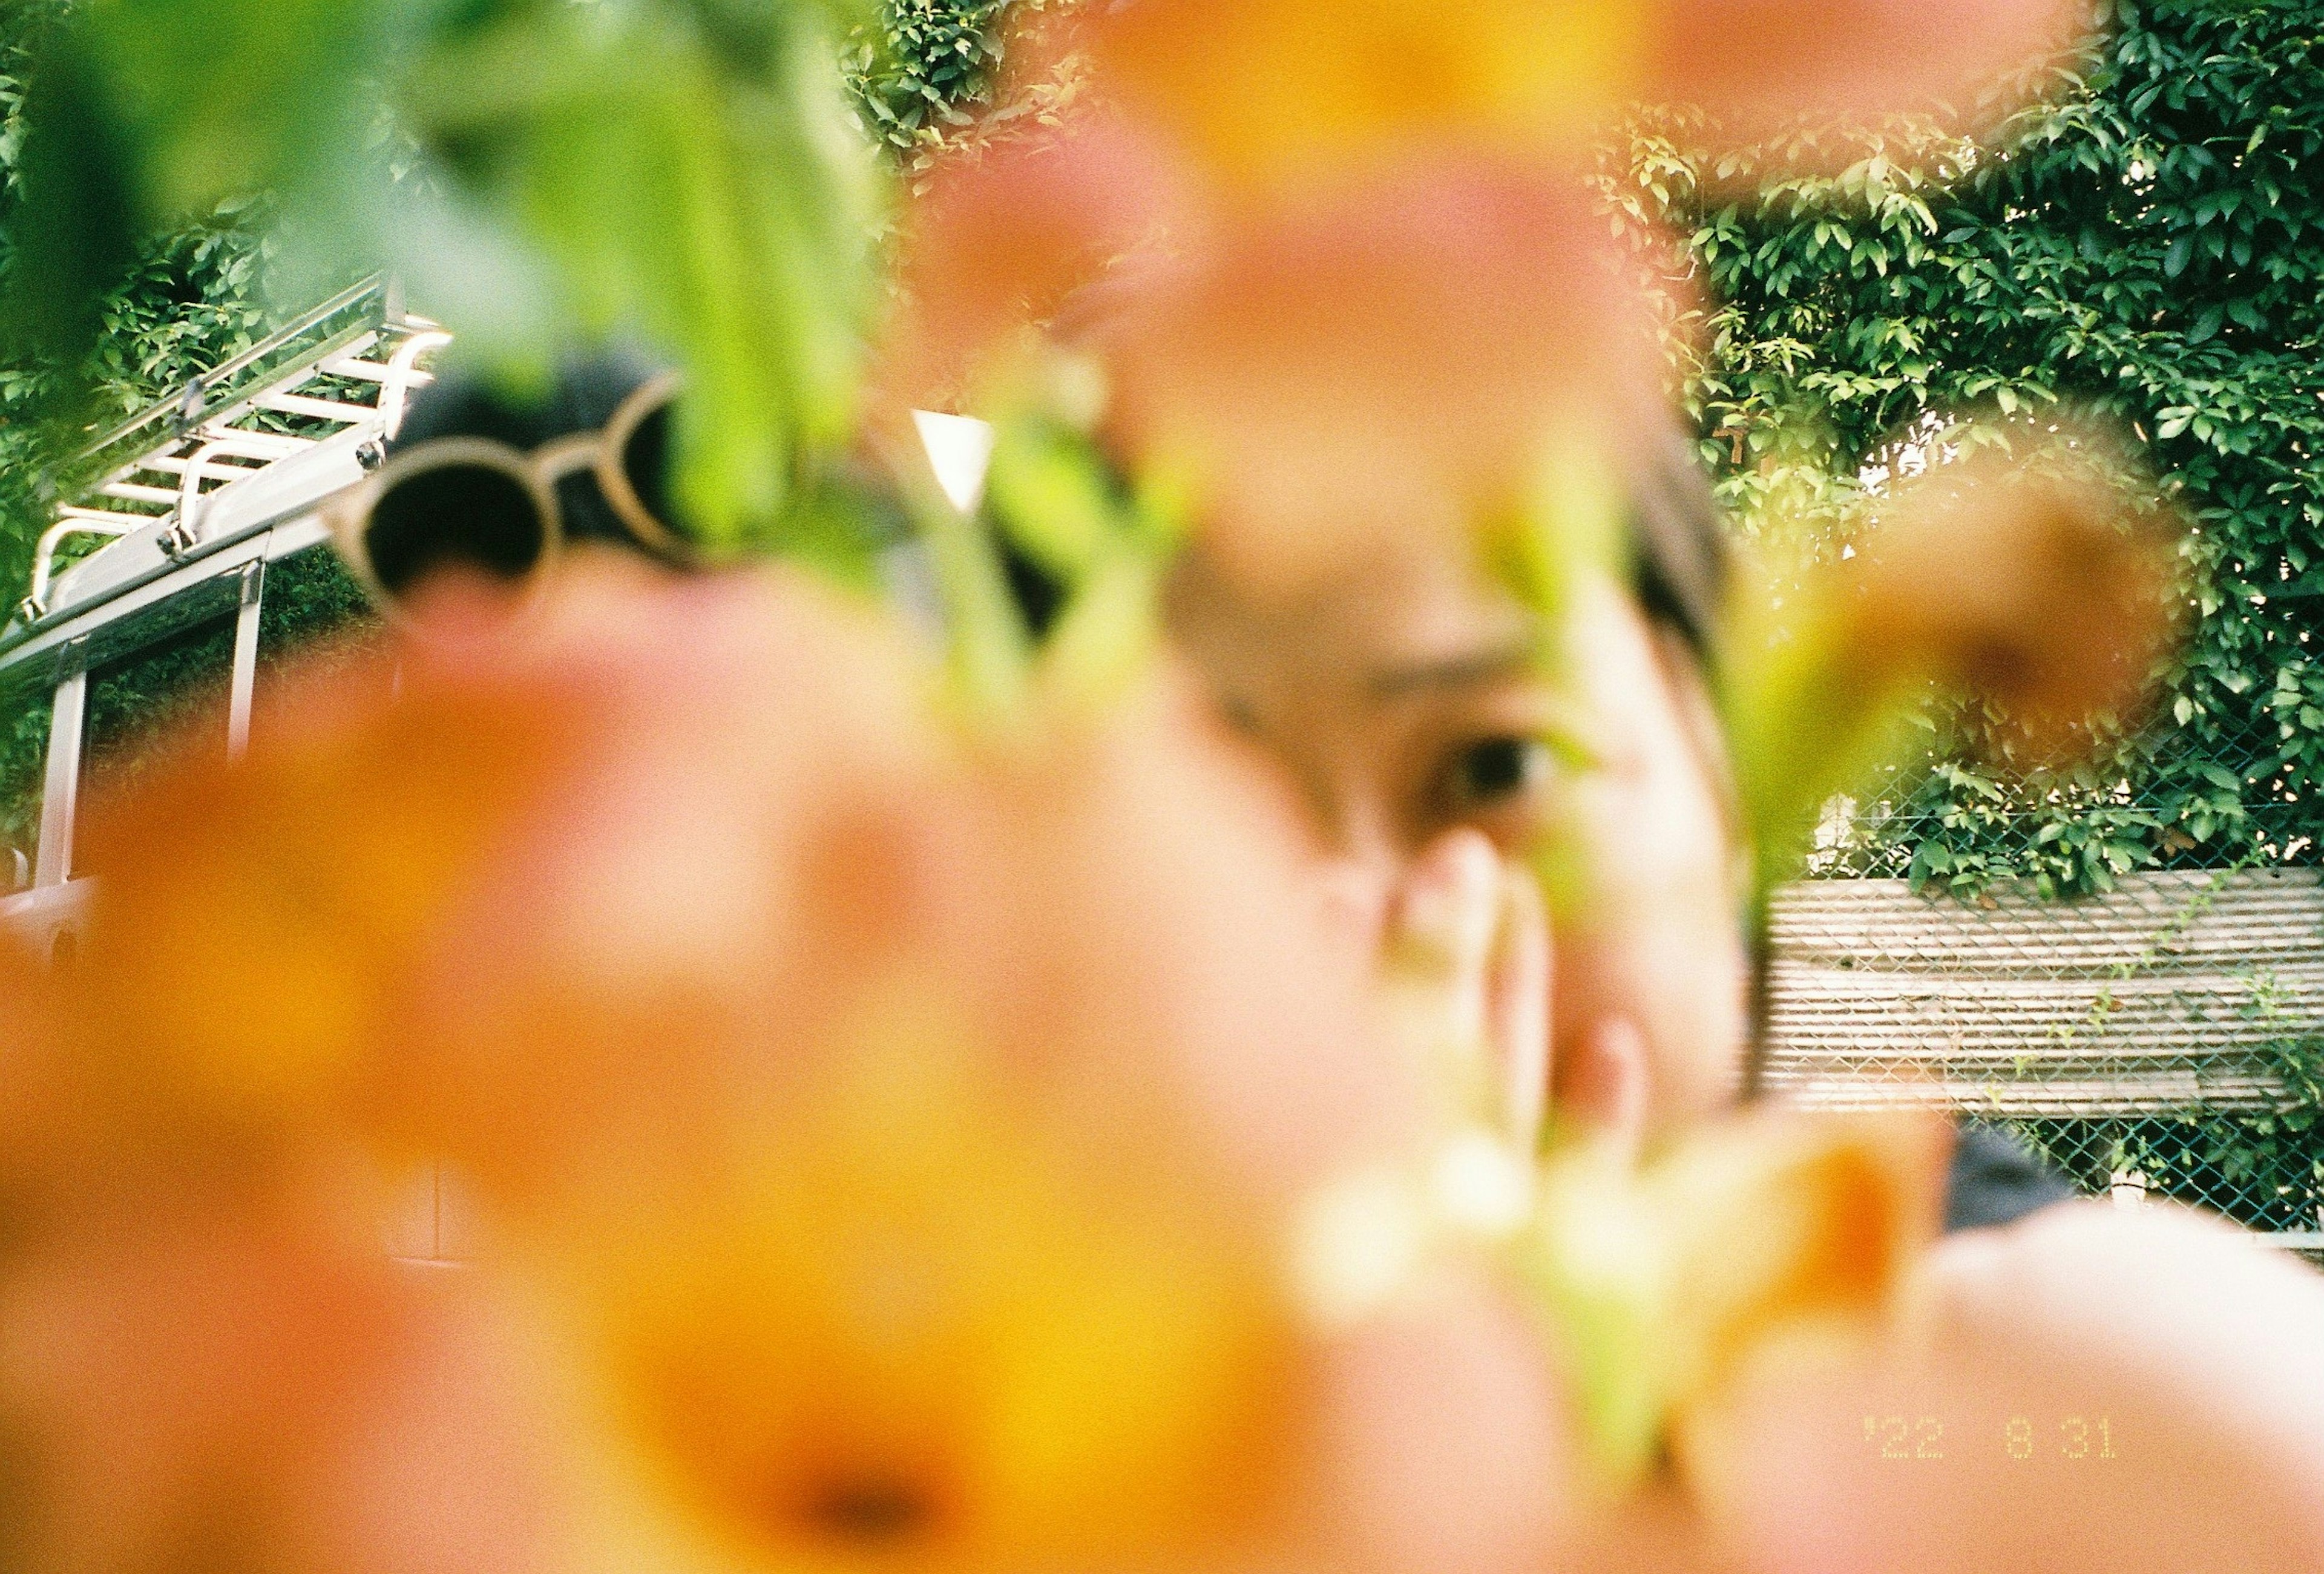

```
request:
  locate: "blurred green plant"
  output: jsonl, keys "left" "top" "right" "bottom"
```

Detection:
{"left": 0, "top": 684, "right": 49, "bottom": 869}
{"left": 0, "top": 1, "right": 277, "bottom": 599}
{"left": 3, "top": 0, "right": 886, "bottom": 560}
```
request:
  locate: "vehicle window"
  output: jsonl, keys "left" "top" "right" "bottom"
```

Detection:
{"left": 74, "top": 614, "right": 237, "bottom": 877}
{"left": 0, "top": 681, "right": 50, "bottom": 890}
{"left": 252, "top": 543, "right": 387, "bottom": 746}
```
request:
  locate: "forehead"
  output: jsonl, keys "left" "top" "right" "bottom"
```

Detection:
{"left": 1167, "top": 523, "right": 1539, "bottom": 694}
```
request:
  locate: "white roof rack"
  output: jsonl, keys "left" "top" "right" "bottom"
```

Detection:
{"left": 13, "top": 277, "right": 450, "bottom": 627}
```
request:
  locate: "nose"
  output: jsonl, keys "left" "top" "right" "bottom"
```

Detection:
{"left": 1305, "top": 798, "right": 1405, "bottom": 958}
{"left": 1313, "top": 856, "right": 1394, "bottom": 956}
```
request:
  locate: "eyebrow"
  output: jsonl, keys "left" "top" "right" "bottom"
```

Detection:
{"left": 1367, "top": 631, "right": 1543, "bottom": 700}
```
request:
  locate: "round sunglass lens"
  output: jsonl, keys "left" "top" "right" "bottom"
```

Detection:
{"left": 364, "top": 462, "right": 547, "bottom": 601}
{"left": 616, "top": 400, "right": 689, "bottom": 545}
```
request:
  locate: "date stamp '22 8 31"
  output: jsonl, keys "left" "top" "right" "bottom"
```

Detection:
{"left": 1862, "top": 1416, "right": 2119, "bottom": 1461}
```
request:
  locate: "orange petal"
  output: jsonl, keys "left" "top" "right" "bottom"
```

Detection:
{"left": 1847, "top": 436, "right": 2182, "bottom": 758}
{"left": 1095, "top": 156, "right": 1665, "bottom": 600}
{"left": 1645, "top": 0, "right": 2093, "bottom": 161}
{"left": 872, "top": 114, "right": 1192, "bottom": 422}
{"left": 1083, "top": 0, "right": 1647, "bottom": 191}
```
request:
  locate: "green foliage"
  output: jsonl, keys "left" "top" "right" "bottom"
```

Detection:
{"left": 844, "top": 0, "right": 1013, "bottom": 169}
{"left": 2009, "top": 1083, "right": 2324, "bottom": 1234}
{"left": 840, "top": 0, "right": 1080, "bottom": 181}
{"left": 1617, "top": 0, "right": 2324, "bottom": 897}
{"left": 3, "top": 0, "right": 886, "bottom": 559}
{"left": 77, "top": 614, "right": 236, "bottom": 828}
{"left": 255, "top": 543, "right": 379, "bottom": 666}
{"left": 0, "top": 682, "right": 48, "bottom": 868}
{"left": 0, "top": 3, "right": 277, "bottom": 599}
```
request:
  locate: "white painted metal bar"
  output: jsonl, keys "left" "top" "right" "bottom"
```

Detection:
{"left": 56, "top": 505, "right": 154, "bottom": 527}
{"left": 6, "top": 530, "right": 275, "bottom": 674}
{"left": 97, "top": 482, "right": 188, "bottom": 505}
{"left": 33, "top": 652, "right": 86, "bottom": 887}
{"left": 136, "top": 456, "right": 272, "bottom": 486}
{"left": 142, "top": 454, "right": 271, "bottom": 479}
{"left": 226, "top": 557, "right": 265, "bottom": 761}
{"left": 186, "top": 427, "right": 310, "bottom": 457}
{"left": 322, "top": 356, "right": 438, "bottom": 387}
{"left": 22, "top": 517, "right": 139, "bottom": 621}
{"left": 254, "top": 390, "right": 381, "bottom": 422}
{"left": 377, "top": 330, "right": 454, "bottom": 438}
{"left": 175, "top": 433, "right": 321, "bottom": 535}
{"left": 191, "top": 329, "right": 384, "bottom": 437}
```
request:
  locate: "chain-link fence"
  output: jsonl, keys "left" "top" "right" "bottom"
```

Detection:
{"left": 1762, "top": 700, "right": 2324, "bottom": 1259}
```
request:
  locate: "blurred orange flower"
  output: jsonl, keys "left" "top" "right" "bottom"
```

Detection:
{"left": 0, "top": 1171, "right": 554, "bottom": 1574}
{"left": 1521, "top": 1104, "right": 1952, "bottom": 1484}
{"left": 1087, "top": 156, "right": 1662, "bottom": 603}
{"left": 875, "top": 117, "right": 1192, "bottom": 421}
{"left": 537, "top": 1047, "right": 1303, "bottom": 1572}
{"left": 1722, "top": 428, "right": 2185, "bottom": 880}
{"left": 36, "top": 560, "right": 935, "bottom": 1199}
{"left": 1080, "top": 0, "right": 1641, "bottom": 193}
{"left": 878, "top": 0, "right": 2095, "bottom": 459}
{"left": 7, "top": 554, "right": 1592, "bottom": 1574}
{"left": 1841, "top": 441, "right": 2182, "bottom": 756}
{"left": 1077, "top": 0, "right": 2090, "bottom": 193}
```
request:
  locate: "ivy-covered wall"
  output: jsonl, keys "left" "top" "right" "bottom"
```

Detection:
{"left": 1612, "top": 0, "right": 2324, "bottom": 898}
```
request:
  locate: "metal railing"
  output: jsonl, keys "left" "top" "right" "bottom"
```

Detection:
{"left": 15, "top": 277, "right": 448, "bottom": 625}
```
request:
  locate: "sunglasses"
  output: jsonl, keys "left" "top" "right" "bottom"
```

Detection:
{"left": 325, "top": 370, "right": 687, "bottom": 615}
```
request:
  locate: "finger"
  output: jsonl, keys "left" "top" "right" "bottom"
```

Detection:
{"left": 1384, "top": 827, "right": 1502, "bottom": 1094}
{"left": 1391, "top": 828, "right": 1499, "bottom": 988}
{"left": 1559, "top": 1016, "right": 1650, "bottom": 1167}
{"left": 1486, "top": 862, "right": 1551, "bottom": 1155}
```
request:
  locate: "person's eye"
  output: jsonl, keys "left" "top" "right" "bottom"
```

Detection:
{"left": 1445, "top": 735, "right": 1552, "bottom": 810}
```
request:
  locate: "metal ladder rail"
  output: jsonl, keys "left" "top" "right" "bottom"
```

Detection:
{"left": 16, "top": 287, "right": 447, "bottom": 624}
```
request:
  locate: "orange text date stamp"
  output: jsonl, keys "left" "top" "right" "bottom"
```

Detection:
{"left": 1862, "top": 1415, "right": 2119, "bottom": 1461}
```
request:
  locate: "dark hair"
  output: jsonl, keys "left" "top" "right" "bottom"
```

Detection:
{"left": 390, "top": 350, "right": 674, "bottom": 553}
{"left": 996, "top": 422, "right": 1734, "bottom": 651}
{"left": 1627, "top": 427, "right": 1728, "bottom": 660}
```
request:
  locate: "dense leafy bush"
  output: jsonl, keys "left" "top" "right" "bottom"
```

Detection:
{"left": 843, "top": 0, "right": 1016, "bottom": 171}
{"left": 1609, "top": 0, "right": 2324, "bottom": 898}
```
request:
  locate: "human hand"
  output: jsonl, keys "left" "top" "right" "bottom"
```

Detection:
{"left": 1381, "top": 827, "right": 1646, "bottom": 1161}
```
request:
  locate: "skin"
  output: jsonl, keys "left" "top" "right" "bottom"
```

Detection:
{"left": 1163, "top": 508, "right": 2324, "bottom": 1572}
{"left": 1165, "top": 523, "right": 1747, "bottom": 1149}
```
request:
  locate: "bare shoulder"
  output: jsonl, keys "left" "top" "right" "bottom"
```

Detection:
{"left": 1928, "top": 1199, "right": 2324, "bottom": 1449}
{"left": 1670, "top": 1203, "right": 2324, "bottom": 1572}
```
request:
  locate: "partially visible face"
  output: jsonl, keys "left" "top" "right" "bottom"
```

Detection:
{"left": 1164, "top": 526, "right": 1749, "bottom": 1135}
